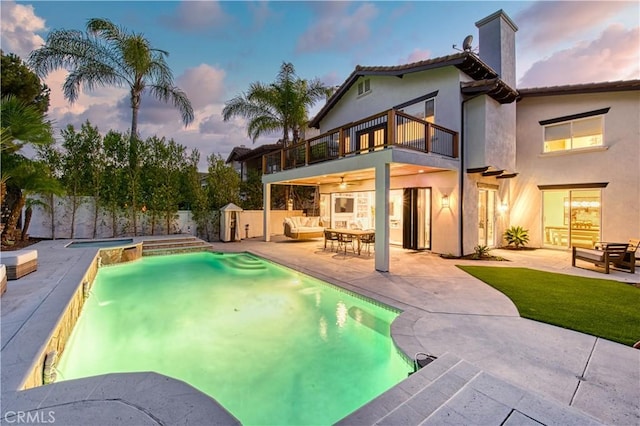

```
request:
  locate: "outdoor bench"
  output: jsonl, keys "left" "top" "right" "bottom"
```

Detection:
{"left": 572, "top": 243, "right": 634, "bottom": 274}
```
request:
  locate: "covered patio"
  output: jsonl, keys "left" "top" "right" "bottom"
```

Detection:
{"left": 261, "top": 146, "right": 461, "bottom": 272}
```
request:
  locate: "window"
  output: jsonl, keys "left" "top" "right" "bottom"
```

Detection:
{"left": 398, "top": 97, "right": 435, "bottom": 122}
{"left": 357, "top": 79, "right": 371, "bottom": 96}
{"left": 425, "top": 98, "right": 435, "bottom": 123}
{"left": 543, "top": 115, "right": 603, "bottom": 153}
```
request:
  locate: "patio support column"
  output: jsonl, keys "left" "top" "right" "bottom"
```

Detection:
{"left": 374, "top": 163, "right": 390, "bottom": 272}
{"left": 263, "top": 183, "right": 271, "bottom": 242}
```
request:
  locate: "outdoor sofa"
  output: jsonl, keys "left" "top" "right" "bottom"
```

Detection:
{"left": 283, "top": 216, "right": 324, "bottom": 239}
{"left": 1, "top": 249, "right": 38, "bottom": 280}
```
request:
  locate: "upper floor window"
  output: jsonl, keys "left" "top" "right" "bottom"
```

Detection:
{"left": 399, "top": 97, "right": 435, "bottom": 123}
{"left": 541, "top": 108, "right": 609, "bottom": 153}
{"left": 357, "top": 79, "right": 371, "bottom": 96}
{"left": 424, "top": 98, "right": 435, "bottom": 124}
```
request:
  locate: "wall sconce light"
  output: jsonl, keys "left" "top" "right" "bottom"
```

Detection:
{"left": 441, "top": 194, "right": 449, "bottom": 208}
{"left": 498, "top": 201, "right": 508, "bottom": 214}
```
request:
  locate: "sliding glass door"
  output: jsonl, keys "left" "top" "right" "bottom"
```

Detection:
{"left": 543, "top": 189, "right": 601, "bottom": 249}
{"left": 402, "top": 188, "right": 431, "bottom": 250}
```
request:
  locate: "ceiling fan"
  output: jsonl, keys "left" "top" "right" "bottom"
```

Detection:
{"left": 338, "top": 176, "right": 349, "bottom": 190}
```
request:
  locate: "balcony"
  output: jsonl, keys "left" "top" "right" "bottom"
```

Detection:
{"left": 262, "top": 109, "right": 459, "bottom": 174}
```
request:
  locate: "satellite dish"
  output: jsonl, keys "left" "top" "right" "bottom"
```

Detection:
{"left": 462, "top": 35, "right": 473, "bottom": 51}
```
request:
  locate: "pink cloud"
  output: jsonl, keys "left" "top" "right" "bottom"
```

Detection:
{"left": 178, "top": 64, "right": 226, "bottom": 109}
{"left": 400, "top": 48, "right": 431, "bottom": 64}
{"left": 296, "top": 2, "right": 378, "bottom": 53}
{"left": 519, "top": 24, "right": 640, "bottom": 87}
{"left": 516, "top": 1, "right": 634, "bottom": 50}
{"left": 0, "top": 0, "right": 45, "bottom": 58}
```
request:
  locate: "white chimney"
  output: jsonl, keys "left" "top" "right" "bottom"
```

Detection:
{"left": 475, "top": 10, "right": 518, "bottom": 88}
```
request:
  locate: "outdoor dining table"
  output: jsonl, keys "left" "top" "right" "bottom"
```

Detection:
{"left": 325, "top": 228, "right": 375, "bottom": 255}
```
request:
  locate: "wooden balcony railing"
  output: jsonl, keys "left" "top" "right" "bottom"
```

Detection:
{"left": 263, "top": 109, "right": 458, "bottom": 174}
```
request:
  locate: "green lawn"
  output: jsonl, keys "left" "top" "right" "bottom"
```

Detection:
{"left": 457, "top": 266, "right": 640, "bottom": 346}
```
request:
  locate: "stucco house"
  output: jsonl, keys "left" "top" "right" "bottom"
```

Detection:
{"left": 256, "top": 9, "right": 639, "bottom": 272}
{"left": 512, "top": 80, "right": 640, "bottom": 249}
{"left": 226, "top": 144, "right": 281, "bottom": 181}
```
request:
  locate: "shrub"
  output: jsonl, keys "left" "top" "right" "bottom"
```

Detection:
{"left": 504, "top": 226, "right": 529, "bottom": 248}
{"left": 472, "top": 244, "right": 491, "bottom": 259}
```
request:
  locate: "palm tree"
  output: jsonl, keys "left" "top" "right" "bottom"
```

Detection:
{"left": 222, "top": 62, "right": 329, "bottom": 147}
{"left": 29, "top": 18, "right": 194, "bottom": 235}
{"left": 1, "top": 96, "right": 54, "bottom": 207}
{"left": 1, "top": 96, "right": 53, "bottom": 155}
{"left": 28, "top": 18, "right": 194, "bottom": 138}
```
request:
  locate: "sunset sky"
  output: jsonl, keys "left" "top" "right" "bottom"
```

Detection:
{"left": 2, "top": 1, "right": 639, "bottom": 169}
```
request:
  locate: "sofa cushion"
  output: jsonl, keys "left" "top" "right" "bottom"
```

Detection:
{"left": 285, "top": 216, "right": 323, "bottom": 230}
{"left": 1, "top": 249, "right": 38, "bottom": 266}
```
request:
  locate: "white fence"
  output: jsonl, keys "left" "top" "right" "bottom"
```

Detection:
{"left": 26, "top": 195, "right": 300, "bottom": 241}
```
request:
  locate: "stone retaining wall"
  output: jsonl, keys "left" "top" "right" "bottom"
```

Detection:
{"left": 22, "top": 244, "right": 142, "bottom": 389}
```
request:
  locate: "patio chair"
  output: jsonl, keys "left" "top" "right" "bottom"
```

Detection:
{"left": 324, "top": 230, "right": 339, "bottom": 251}
{"left": 626, "top": 238, "right": 639, "bottom": 265}
{"left": 572, "top": 243, "right": 630, "bottom": 274}
{"left": 361, "top": 233, "right": 375, "bottom": 255}
{"left": 337, "top": 232, "right": 355, "bottom": 254}
{"left": 616, "top": 238, "right": 639, "bottom": 271}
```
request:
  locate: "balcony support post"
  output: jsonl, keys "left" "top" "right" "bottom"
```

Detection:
{"left": 387, "top": 109, "right": 396, "bottom": 147}
{"left": 453, "top": 133, "right": 459, "bottom": 158}
{"left": 280, "top": 149, "right": 285, "bottom": 171}
{"left": 339, "top": 128, "right": 345, "bottom": 157}
{"left": 305, "top": 141, "right": 310, "bottom": 165}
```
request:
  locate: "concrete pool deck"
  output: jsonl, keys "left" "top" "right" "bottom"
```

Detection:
{"left": 1, "top": 236, "right": 638, "bottom": 425}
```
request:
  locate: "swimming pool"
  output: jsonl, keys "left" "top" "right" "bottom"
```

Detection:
{"left": 66, "top": 238, "right": 134, "bottom": 248}
{"left": 57, "top": 252, "right": 410, "bottom": 425}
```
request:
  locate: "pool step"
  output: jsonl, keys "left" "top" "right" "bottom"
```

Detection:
{"left": 219, "top": 254, "right": 267, "bottom": 270}
{"left": 142, "top": 237, "right": 213, "bottom": 256}
{"left": 337, "top": 353, "right": 600, "bottom": 425}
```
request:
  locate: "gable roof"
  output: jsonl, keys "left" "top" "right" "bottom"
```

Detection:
{"left": 226, "top": 146, "right": 252, "bottom": 163}
{"left": 309, "top": 51, "right": 507, "bottom": 128}
{"left": 518, "top": 80, "right": 640, "bottom": 98}
{"left": 226, "top": 143, "right": 281, "bottom": 164}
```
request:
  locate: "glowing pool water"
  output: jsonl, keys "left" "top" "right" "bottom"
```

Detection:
{"left": 57, "top": 252, "right": 410, "bottom": 425}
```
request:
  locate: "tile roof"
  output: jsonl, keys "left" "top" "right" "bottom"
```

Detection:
{"left": 226, "top": 146, "right": 252, "bottom": 163}
{"left": 461, "top": 78, "right": 519, "bottom": 104}
{"left": 234, "top": 144, "right": 281, "bottom": 162}
{"left": 518, "top": 80, "right": 640, "bottom": 97}
{"left": 309, "top": 52, "right": 506, "bottom": 128}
